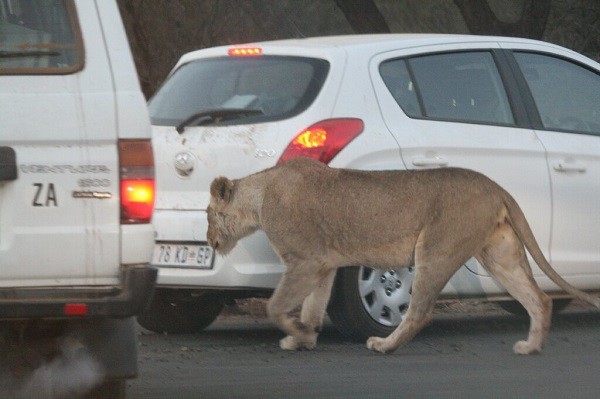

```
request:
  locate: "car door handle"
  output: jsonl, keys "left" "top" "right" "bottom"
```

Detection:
{"left": 0, "top": 146, "right": 17, "bottom": 181}
{"left": 553, "top": 162, "right": 586, "bottom": 173}
{"left": 411, "top": 156, "right": 448, "bottom": 167}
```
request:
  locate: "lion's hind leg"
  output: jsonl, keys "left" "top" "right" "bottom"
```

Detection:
{"left": 367, "top": 260, "right": 459, "bottom": 354}
{"left": 476, "top": 223, "right": 552, "bottom": 355}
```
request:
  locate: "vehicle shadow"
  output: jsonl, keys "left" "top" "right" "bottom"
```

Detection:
{"left": 136, "top": 299, "right": 600, "bottom": 353}
{"left": 153, "top": 305, "right": 600, "bottom": 349}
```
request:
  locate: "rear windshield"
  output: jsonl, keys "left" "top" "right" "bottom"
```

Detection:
{"left": 0, "top": 0, "right": 83, "bottom": 74}
{"left": 148, "top": 56, "right": 329, "bottom": 126}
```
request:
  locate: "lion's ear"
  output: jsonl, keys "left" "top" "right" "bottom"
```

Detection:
{"left": 210, "top": 177, "right": 235, "bottom": 203}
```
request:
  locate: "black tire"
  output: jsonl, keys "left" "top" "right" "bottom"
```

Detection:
{"left": 327, "top": 266, "right": 413, "bottom": 342}
{"left": 497, "top": 298, "right": 572, "bottom": 317}
{"left": 83, "top": 379, "right": 126, "bottom": 399}
{"left": 137, "top": 289, "right": 224, "bottom": 334}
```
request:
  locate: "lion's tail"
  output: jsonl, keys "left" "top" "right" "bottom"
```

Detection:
{"left": 502, "top": 192, "right": 600, "bottom": 309}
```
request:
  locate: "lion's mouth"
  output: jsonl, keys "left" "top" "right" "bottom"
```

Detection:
{"left": 208, "top": 234, "right": 235, "bottom": 255}
{"left": 210, "top": 239, "right": 228, "bottom": 255}
{"left": 207, "top": 228, "right": 218, "bottom": 250}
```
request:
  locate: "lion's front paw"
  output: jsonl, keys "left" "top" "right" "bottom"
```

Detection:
{"left": 279, "top": 335, "right": 317, "bottom": 351}
{"left": 366, "top": 336, "right": 392, "bottom": 354}
{"left": 280, "top": 336, "right": 299, "bottom": 350}
{"left": 513, "top": 340, "right": 541, "bottom": 355}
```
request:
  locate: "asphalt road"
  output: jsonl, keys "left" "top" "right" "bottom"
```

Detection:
{"left": 129, "top": 302, "right": 600, "bottom": 399}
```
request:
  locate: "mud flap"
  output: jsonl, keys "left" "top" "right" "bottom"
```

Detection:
{"left": 77, "top": 317, "right": 138, "bottom": 379}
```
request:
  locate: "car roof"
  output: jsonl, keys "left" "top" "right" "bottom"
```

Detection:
{"left": 242, "top": 33, "right": 515, "bottom": 48}
{"left": 175, "top": 33, "right": 577, "bottom": 67}
{"left": 191, "top": 33, "right": 560, "bottom": 51}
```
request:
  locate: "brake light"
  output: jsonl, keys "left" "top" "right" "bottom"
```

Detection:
{"left": 119, "top": 140, "right": 155, "bottom": 224}
{"left": 228, "top": 47, "right": 262, "bottom": 57}
{"left": 278, "top": 118, "right": 364, "bottom": 165}
{"left": 64, "top": 303, "right": 88, "bottom": 316}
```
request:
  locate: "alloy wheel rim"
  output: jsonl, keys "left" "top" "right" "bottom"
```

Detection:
{"left": 357, "top": 266, "right": 414, "bottom": 327}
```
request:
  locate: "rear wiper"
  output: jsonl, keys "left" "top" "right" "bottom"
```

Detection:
{"left": 0, "top": 50, "right": 61, "bottom": 58}
{"left": 176, "top": 108, "right": 263, "bottom": 133}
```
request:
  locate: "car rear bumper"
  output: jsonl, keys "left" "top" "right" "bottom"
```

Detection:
{"left": 0, "top": 266, "right": 157, "bottom": 319}
{"left": 153, "top": 209, "right": 284, "bottom": 289}
{"left": 155, "top": 231, "right": 284, "bottom": 290}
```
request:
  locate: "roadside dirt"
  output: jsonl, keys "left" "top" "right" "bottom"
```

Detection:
{"left": 219, "top": 296, "right": 596, "bottom": 320}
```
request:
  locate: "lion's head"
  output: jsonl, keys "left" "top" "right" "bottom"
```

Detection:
{"left": 207, "top": 176, "right": 260, "bottom": 255}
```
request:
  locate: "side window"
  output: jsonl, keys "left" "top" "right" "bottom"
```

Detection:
{"left": 514, "top": 52, "right": 600, "bottom": 136}
{"left": 381, "top": 52, "right": 514, "bottom": 125}
{"left": 379, "top": 59, "right": 422, "bottom": 117}
{"left": 0, "top": 0, "right": 83, "bottom": 74}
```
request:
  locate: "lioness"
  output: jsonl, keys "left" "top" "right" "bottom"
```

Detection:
{"left": 207, "top": 157, "right": 600, "bottom": 354}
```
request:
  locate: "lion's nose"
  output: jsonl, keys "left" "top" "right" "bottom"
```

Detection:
{"left": 207, "top": 230, "right": 218, "bottom": 249}
{"left": 208, "top": 237, "right": 219, "bottom": 250}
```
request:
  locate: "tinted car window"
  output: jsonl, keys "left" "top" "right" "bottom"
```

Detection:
{"left": 149, "top": 56, "right": 329, "bottom": 126}
{"left": 514, "top": 52, "right": 600, "bottom": 136}
{"left": 381, "top": 52, "right": 514, "bottom": 125}
{"left": 379, "top": 59, "right": 421, "bottom": 117}
{"left": 0, "top": 0, "right": 82, "bottom": 74}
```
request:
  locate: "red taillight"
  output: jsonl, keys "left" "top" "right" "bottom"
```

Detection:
{"left": 228, "top": 47, "right": 262, "bottom": 57}
{"left": 119, "top": 140, "right": 155, "bottom": 224}
{"left": 278, "top": 118, "right": 364, "bottom": 165}
{"left": 64, "top": 303, "right": 88, "bottom": 316}
{"left": 121, "top": 179, "right": 154, "bottom": 222}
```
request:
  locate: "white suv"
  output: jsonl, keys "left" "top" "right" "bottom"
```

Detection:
{"left": 144, "top": 34, "right": 600, "bottom": 340}
{"left": 1, "top": 1, "right": 155, "bottom": 397}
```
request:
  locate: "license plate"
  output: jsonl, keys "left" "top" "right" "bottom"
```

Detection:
{"left": 152, "top": 242, "right": 214, "bottom": 269}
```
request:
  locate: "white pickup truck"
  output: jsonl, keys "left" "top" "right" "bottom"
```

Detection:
{"left": 0, "top": 1, "right": 155, "bottom": 397}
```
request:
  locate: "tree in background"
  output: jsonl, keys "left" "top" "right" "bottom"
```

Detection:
{"left": 334, "top": 0, "right": 390, "bottom": 33}
{"left": 117, "top": 0, "right": 599, "bottom": 98}
{"left": 453, "top": 0, "right": 551, "bottom": 38}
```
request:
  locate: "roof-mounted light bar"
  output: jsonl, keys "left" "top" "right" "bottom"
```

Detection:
{"left": 228, "top": 47, "right": 263, "bottom": 57}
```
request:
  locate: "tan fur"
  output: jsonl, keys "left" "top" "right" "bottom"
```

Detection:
{"left": 207, "top": 157, "right": 600, "bottom": 354}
